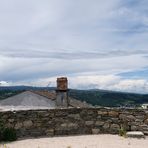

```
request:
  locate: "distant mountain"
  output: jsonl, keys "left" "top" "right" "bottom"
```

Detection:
{"left": 0, "top": 86, "right": 148, "bottom": 107}
{"left": 0, "top": 86, "right": 55, "bottom": 91}
{"left": 69, "top": 89, "right": 148, "bottom": 107}
{"left": 0, "top": 86, "right": 55, "bottom": 100}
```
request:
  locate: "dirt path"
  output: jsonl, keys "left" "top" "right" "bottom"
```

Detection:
{"left": 1, "top": 134, "right": 148, "bottom": 148}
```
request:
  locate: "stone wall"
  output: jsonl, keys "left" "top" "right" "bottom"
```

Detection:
{"left": 0, "top": 108, "right": 148, "bottom": 138}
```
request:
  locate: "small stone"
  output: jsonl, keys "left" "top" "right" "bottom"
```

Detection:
{"left": 138, "top": 124, "right": 148, "bottom": 131}
{"left": 46, "top": 129, "right": 54, "bottom": 136}
{"left": 68, "top": 114, "right": 80, "bottom": 119}
{"left": 67, "top": 123, "right": 78, "bottom": 128}
{"left": 97, "top": 115, "right": 101, "bottom": 119}
{"left": 6, "top": 123, "right": 13, "bottom": 128}
{"left": 85, "top": 121, "right": 94, "bottom": 126}
{"left": 60, "top": 123, "right": 67, "bottom": 127}
{"left": 119, "top": 114, "right": 127, "bottom": 120}
{"left": 126, "top": 115, "right": 136, "bottom": 121}
{"left": 119, "top": 114, "right": 135, "bottom": 121}
{"left": 92, "top": 128, "right": 100, "bottom": 134}
{"left": 8, "top": 119, "right": 14, "bottom": 123}
{"left": 97, "top": 111, "right": 108, "bottom": 115}
{"left": 110, "top": 124, "right": 120, "bottom": 132}
{"left": 108, "top": 111, "right": 119, "bottom": 117}
{"left": 144, "top": 118, "right": 148, "bottom": 124}
{"left": 111, "top": 118, "right": 119, "bottom": 122}
{"left": 15, "top": 122, "right": 23, "bottom": 129}
{"left": 23, "top": 120, "right": 33, "bottom": 128}
{"left": 95, "top": 121, "right": 104, "bottom": 126}
{"left": 126, "top": 131, "right": 145, "bottom": 138}
{"left": 131, "top": 126, "right": 138, "bottom": 131}
{"left": 103, "top": 123, "right": 110, "bottom": 129}
{"left": 143, "top": 131, "right": 148, "bottom": 135}
{"left": 135, "top": 115, "right": 145, "bottom": 120}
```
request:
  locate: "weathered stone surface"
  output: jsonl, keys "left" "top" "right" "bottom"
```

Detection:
{"left": 131, "top": 125, "right": 138, "bottom": 131}
{"left": 135, "top": 115, "right": 145, "bottom": 120}
{"left": 92, "top": 128, "right": 100, "bottom": 134}
{"left": 15, "top": 122, "right": 23, "bottom": 129}
{"left": 97, "top": 115, "right": 101, "bottom": 119}
{"left": 60, "top": 123, "right": 67, "bottom": 128}
{"left": 111, "top": 118, "right": 119, "bottom": 122}
{"left": 68, "top": 114, "right": 80, "bottom": 119}
{"left": 95, "top": 121, "right": 104, "bottom": 126}
{"left": 126, "top": 131, "right": 145, "bottom": 138}
{"left": 6, "top": 123, "right": 14, "bottom": 128}
{"left": 119, "top": 114, "right": 135, "bottom": 121}
{"left": 108, "top": 111, "right": 119, "bottom": 117}
{"left": 144, "top": 118, "right": 148, "bottom": 124}
{"left": 45, "top": 129, "right": 54, "bottom": 136}
{"left": 67, "top": 123, "right": 78, "bottom": 128}
{"left": 85, "top": 121, "right": 94, "bottom": 126}
{"left": 23, "top": 120, "right": 33, "bottom": 128}
{"left": 0, "top": 108, "right": 148, "bottom": 138}
{"left": 126, "top": 115, "right": 136, "bottom": 121}
{"left": 110, "top": 124, "right": 120, "bottom": 132}
{"left": 97, "top": 111, "right": 108, "bottom": 115}
{"left": 60, "top": 123, "right": 78, "bottom": 129}
{"left": 103, "top": 123, "right": 110, "bottom": 129}
{"left": 138, "top": 124, "right": 148, "bottom": 131}
{"left": 8, "top": 119, "right": 14, "bottom": 122}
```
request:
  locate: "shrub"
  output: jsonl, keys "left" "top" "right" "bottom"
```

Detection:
{"left": 0, "top": 119, "right": 5, "bottom": 141}
{"left": 2, "top": 128, "right": 17, "bottom": 141}
{"left": 119, "top": 126, "right": 126, "bottom": 137}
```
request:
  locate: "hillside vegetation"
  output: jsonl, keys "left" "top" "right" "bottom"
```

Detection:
{"left": 0, "top": 86, "right": 148, "bottom": 107}
{"left": 69, "top": 89, "right": 148, "bottom": 107}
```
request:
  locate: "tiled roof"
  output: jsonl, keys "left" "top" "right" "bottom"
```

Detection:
{"left": 31, "top": 90, "right": 56, "bottom": 100}
{"left": 31, "top": 90, "right": 92, "bottom": 108}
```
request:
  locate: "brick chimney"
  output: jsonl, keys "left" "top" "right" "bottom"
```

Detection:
{"left": 56, "top": 77, "right": 69, "bottom": 107}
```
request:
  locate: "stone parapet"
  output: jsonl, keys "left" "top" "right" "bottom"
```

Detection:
{"left": 0, "top": 108, "right": 148, "bottom": 138}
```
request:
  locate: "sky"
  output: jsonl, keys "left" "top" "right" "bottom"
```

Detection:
{"left": 0, "top": 0, "right": 148, "bottom": 93}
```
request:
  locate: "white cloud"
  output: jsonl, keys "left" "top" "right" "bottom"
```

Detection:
{"left": 0, "top": 81, "right": 10, "bottom": 86}
{"left": 111, "top": 79, "right": 148, "bottom": 93}
{"left": 0, "top": 0, "right": 148, "bottom": 93}
{"left": 12, "top": 75, "right": 148, "bottom": 93}
{"left": 0, "top": 54, "right": 148, "bottom": 82}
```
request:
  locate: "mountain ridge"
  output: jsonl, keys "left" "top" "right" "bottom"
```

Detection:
{"left": 0, "top": 86, "right": 148, "bottom": 107}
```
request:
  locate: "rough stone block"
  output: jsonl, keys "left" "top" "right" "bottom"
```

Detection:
{"left": 92, "top": 128, "right": 100, "bottom": 134}
{"left": 45, "top": 129, "right": 54, "bottom": 136}
{"left": 126, "top": 131, "right": 145, "bottom": 138}
{"left": 103, "top": 123, "right": 110, "bottom": 129}
{"left": 85, "top": 121, "right": 94, "bottom": 126}
{"left": 131, "top": 125, "right": 138, "bottom": 131}
{"left": 110, "top": 124, "right": 120, "bottom": 132}
{"left": 68, "top": 114, "right": 81, "bottom": 120}
{"left": 23, "top": 120, "right": 33, "bottom": 128}
{"left": 67, "top": 123, "right": 78, "bottom": 128}
{"left": 144, "top": 118, "right": 148, "bottom": 124}
{"left": 95, "top": 121, "right": 104, "bottom": 126}
{"left": 119, "top": 114, "right": 135, "bottom": 121}
{"left": 8, "top": 119, "right": 15, "bottom": 123}
{"left": 97, "top": 111, "right": 108, "bottom": 115}
{"left": 15, "top": 122, "right": 23, "bottom": 129}
{"left": 108, "top": 111, "right": 119, "bottom": 117}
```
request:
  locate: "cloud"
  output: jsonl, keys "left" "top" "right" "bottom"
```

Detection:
{"left": 0, "top": 54, "right": 148, "bottom": 82}
{"left": 0, "top": 81, "right": 10, "bottom": 86}
{"left": 0, "top": 0, "right": 148, "bottom": 54}
{"left": 118, "top": 67, "right": 148, "bottom": 79}
{"left": 0, "top": 0, "right": 148, "bottom": 93}
{"left": 10, "top": 75, "right": 148, "bottom": 94}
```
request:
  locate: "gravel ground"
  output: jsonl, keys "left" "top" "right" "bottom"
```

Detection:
{"left": 1, "top": 134, "right": 148, "bottom": 148}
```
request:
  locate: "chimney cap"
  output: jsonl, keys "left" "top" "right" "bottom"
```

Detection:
{"left": 57, "top": 77, "right": 68, "bottom": 91}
